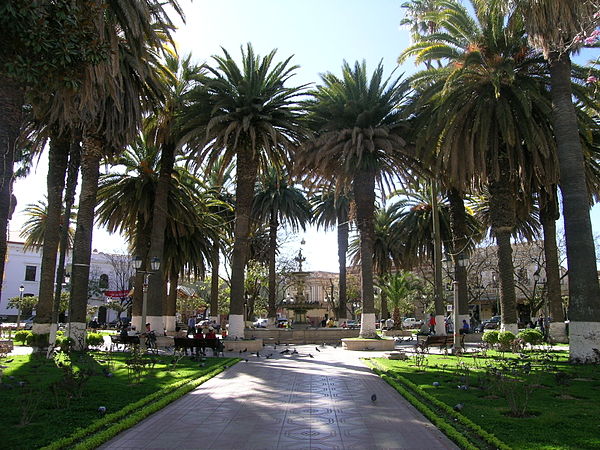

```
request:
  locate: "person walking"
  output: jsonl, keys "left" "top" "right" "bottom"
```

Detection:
{"left": 428, "top": 314, "right": 436, "bottom": 334}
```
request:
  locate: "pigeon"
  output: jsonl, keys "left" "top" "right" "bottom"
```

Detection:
{"left": 256, "top": 351, "right": 260, "bottom": 358}
{"left": 266, "top": 354, "right": 273, "bottom": 359}
{"left": 371, "top": 394, "right": 377, "bottom": 402}
{"left": 457, "top": 385, "right": 468, "bottom": 390}
{"left": 239, "top": 350, "right": 243, "bottom": 355}
{"left": 274, "top": 345, "right": 277, "bottom": 349}
{"left": 98, "top": 406, "right": 107, "bottom": 414}
{"left": 227, "top": 349, "right": 234, "bottom": 352}
{"left": 244, "top": 359, "right": 248, "bottom": 362}
{"left": 432, "top": 382, "right": 440, "bottom": 387}
{"left": 280, "top": 349, "right": 290, "bottom": 354}
{"left": 4, "top": 359, "right": 14, "bottom": 363}
{"left": 453, "top": 403, "right": 464, "bottom": 412}
{"left": 315, "top": 347, "right": 321, "bottom": 352}
{"left": 106, "top": 373, "right": 114, "bottom": 378}
{"left": 291, "top": 349, "right": 298, "bottom": 355}
{"left": 309, "top": 354, "right": 314, "bottom": 358}
{"left": 242, "top": 348, "right": 247, "bottom": 353}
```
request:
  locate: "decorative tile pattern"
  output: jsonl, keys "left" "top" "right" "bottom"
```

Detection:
{"left": 101, "top": 345, "right": 458, "bottom": 449}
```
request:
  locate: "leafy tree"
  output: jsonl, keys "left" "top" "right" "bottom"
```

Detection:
{"left": 19, "top": 198, "right": 75, "bottom": 250}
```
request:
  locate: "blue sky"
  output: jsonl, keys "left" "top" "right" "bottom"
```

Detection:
{"left": 9, "top": 0, "right": 600, "bottom": 272}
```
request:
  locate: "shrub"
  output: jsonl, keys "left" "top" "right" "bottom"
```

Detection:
{"left": 26, "top": 332, "right": 50, "bottom": 348}
{"left": 55, "top": 336, "right": 74, "bottom": 352}
{"left": 498, "top": 331, "right": 516, "bottom": 351}
{"left": 482, "top": 330, "right": 499, "bottom": 346}
{"left": 14, "top": 330, "right": 32, "bottom": 344}
{"left": 86, "top": 332, "right": 104, "bottom": 348}
{"left": 517, "top": 329, "right": 543, "bottom": 347}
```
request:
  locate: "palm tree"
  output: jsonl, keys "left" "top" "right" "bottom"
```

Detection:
{"left": 19, "top": 198, "right": 75, "bottom": 250}
{"left": 252, "top": 167, "right": 311, "bottom": 321}
{"left": 311, "top": 188, "right": 352, "bottom": 319}
{"left": 349, "top": 204, "right": 407, "bottom": 320}
{"left": 510, "top": 0, "right": 600, "bottom": 362}
{"left": 403, "top": 0, "right": 559, "bottom": 334}
{"left": 183, "top": 44, "right": 307, "bottom": 338}
{"left": 298, "top": 61, "right": 415, "bottom": 338}
{"left": 143, "top": 53, "right": 204, "bottom": 332}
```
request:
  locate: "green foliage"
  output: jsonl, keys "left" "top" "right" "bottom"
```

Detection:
{"left": 14, "top": 329, "right": 32, "bottom": 344}
{"left": 482, "top": 330, "right": 499, "bottom": 346}
{"left": 54, "top": 336, "right": 73, "bottom": 353}
{"left": 85, "top": 333, "right": 104, "bottom": 348}
{"left": 25, "top": 332, "right": 49, "bottom": 348}
{"left": 497, "top": 331, "right": 516, "bottom": 350}
{"left": 517, "top": 329, "right": 544, "bottom": 346}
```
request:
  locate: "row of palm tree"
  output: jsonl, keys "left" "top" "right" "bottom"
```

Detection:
{"left": 3, "top": 0, "right": 599, "bottom": 361}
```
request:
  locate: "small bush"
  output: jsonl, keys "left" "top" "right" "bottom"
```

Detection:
{"left": 498, "top": 331, "right": 516, "bottom": 350}
{"left": 55, "top": 336, "right": 74, "bottom": 352}
{"left": 482, "top": 330, "right": 499, "bottom": 346}
{"left": 517, "top": 329, "right": 543, "bottom": 347}
{"left": 86, "top": 332, "right": 104, "bottom": 348}
{"left": 26, "top": 333, "right": 50, "bottom": 348}
{"left": 14, "top": 330, "right": 32, "bottom": 344}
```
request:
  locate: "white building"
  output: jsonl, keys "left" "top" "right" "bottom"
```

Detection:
{"left": 0, "top": 241, "right": 133, "bottom": 323}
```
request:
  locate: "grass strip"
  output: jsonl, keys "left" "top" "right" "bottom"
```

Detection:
{"left": 366, "top": 359, "right": 510, "bottom": 450}
{"left": 43, "top": 358, "right": 239, "bottom": 450}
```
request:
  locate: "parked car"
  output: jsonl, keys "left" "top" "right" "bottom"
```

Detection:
{"left": 402, "top": 317, "right": 424, "bottom": 328}
{"left": 253, "top": 318, "right": 268, "bottom": 328}
{"left": 475, "top": 315, "right": 501, "bottom": 332}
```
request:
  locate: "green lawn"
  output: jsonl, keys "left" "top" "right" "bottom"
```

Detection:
{"left": 371, "top": 350, "right": 600, "bottom": 450}
{"left": 0, "top": 351, "right": 235, "bottom": 449}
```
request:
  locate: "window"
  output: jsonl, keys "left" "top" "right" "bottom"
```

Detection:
{"left": 24, "top": 265, "right": 37, "bottom": 282}
{"left": 99, "top": 274, "right": 109, "bottom": 289}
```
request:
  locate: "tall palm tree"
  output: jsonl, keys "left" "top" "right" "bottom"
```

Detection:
{"left": 19, "top": 198, "right": 76, "bottom": 250}
{"left": 297, "top": 61, "right": 415, "bottom": 338}
{"left": 510, "top": 0, "right": 600, "bottom": 362}
{"left": 143, "top": 53, "right": 204, "bottom": 332}
{"left": 252, "top": 167, "right": 311, "bottom": 321}
{"left": 183, "top": 44, "right": 307, "bottom": 338}
{"left": 403, "top": 0, "right": 559, "bottom": 333}
{"left": 311, "top": 188, "right": 352, "bottom": 319}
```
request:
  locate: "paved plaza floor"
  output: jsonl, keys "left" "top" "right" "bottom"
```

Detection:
{"left": 101, "top": 343, "right": 458, "bottom": 450}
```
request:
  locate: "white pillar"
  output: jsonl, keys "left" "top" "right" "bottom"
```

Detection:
{"left": 163, "top": 315, "right": 176, "bottom": 334}
{"left": 434, "top": 315, "right": 446, "bottom": 335}
{"left": 32, "top": 323, "right": 52, "bottom": 335}
{"left": 68, "top": 322, "right": 87, "bottom": 351}
{"left": 549, "top": 321, "right": 568, "bottom": 344}
{"left": 146, "top": 315, "right": 163, "bottom": 334}
{"left": 131, "top": 315, "right": 142, "bottom": 332}
{"left": 500, "top": 323, "right": 519, "bottom": 335}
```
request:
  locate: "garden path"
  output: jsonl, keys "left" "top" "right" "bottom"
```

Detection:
{"left": 101, "top": 343, "right": 458, "bottom": 450}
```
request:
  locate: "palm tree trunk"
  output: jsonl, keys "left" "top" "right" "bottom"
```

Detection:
{"left": 0, "top": 76, "right": 23, "bottom": 300}
{"left": 337, "top": 214, "right": 349, "bottom": 320}
{"left": 33, "top": 131, "right": 70, "bottom": 338}
{"left": 489, "top": 167, "right": 518, "bottom": 334}
{"left": 209, "top": 240, "right": 220, "bottom": 323}
{"left": 380, "top": 290, "right": 389, "bottom": 320}
{"left": 353, "top": 169, "right": 377, "bottom": 338}
{"left": 52, "top": 136, "right": 81, "bottom": 330}
{"left": 146, "top": 142, "right": 176, "bottom": 332}
{"left": 164, "top": 272, "right": 177, "bottom": 332}
{"left": 267, "top": 211, "right": 278, "bottom": 320}
{"left": 431, "top": 180, "right": 446, "bottom": 335}
{"left": 131, "top": 215, "right": 151, "bottom": 330}
{"left": 229, "top": 149, "right": 259, "bottom": 338}
{"left": 540, "top": 187, "right": 566, "bottom": 342}
{"left": 69, "top": 135, "right": 103, "bottom": 349}
{"left": 448, "top": 188, "right": 469, "bottom": 335}
{"left": 550, "top": 53, "right": 600, "bottom": 362}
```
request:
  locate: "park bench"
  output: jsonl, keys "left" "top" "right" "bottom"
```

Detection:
{"left": 173, "top": 337, "right": 223, "bottom": 356}
{"left": 110, "top": 334, "right": 140, "bottom": 352}
{"left": 415, "top": 334, "right": 455, "bottom": 352}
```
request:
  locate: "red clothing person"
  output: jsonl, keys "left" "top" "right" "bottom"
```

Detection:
{"left": 428, "top": 315, "right": 436, "bottom": 334}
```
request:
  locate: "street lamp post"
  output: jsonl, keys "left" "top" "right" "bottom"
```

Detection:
{"left": 132, "top": 256, "right": 160, "bottom": 332}
{"left": 17, "top": 285, "right": 24, "bottom": 328}
{"left": 453, "top": 253, "right": 469, "bottom": 352}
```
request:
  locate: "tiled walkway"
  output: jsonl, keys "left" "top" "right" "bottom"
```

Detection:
{"left": 101, "top": 344, "right": 458, "bottom": 449}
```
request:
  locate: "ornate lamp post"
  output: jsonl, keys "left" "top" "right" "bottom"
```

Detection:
{"left": 132, "top": 256, "right": 160, "bottom": 331}
{"left": 17, "top": 285, "right": 24, "bottom": 328}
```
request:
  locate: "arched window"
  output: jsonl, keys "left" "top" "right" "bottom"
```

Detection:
{"left": 99, "top": 274, "right": 109, "bottom": 289}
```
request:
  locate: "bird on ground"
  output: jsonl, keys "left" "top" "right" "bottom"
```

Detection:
{"left": 315, "top": 347, "right": 321, "bottom": 352}
{"left": 4, "top": 359, "right": 14, "bottom": 363}
{"left": 274, "top": 344, "right": 277, "bottom": 349}
{"left": 280, "top": 349, "right": 290, "bottom": 354}
{"left": 266, "top": 354, "right": 273, "bottom": 359}
{"left": 242, "top": 348, "right": 247, "bottom": 353}
{"left": 371, "top": 394, "right": 377, "bottom": 402}
{"left": 256, "top": 351, "right": 260, "bottom": 358}
{"left": 98, "top": 406, "right": 107, "bottom": 414}
{"left": 453, "top": 403, "right": 464, "bottom": 412}
{"left": 244, "top": 359, "right": 248, "bottom": 362}
{"left": 291, "top": 349, "right": 298, "bottom": 355}
{"left": 309, "top": 354, "right": 314, "bottom": 358}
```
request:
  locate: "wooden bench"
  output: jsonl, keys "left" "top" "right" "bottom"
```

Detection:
{"left": 110, "top": 335, "right": 140, "bottom": 351}
{"left": 415, "top": 335, "right": 454, "bottom": 352}
{"left": 173, "top": 337, "right": 223, "bottom": 356}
